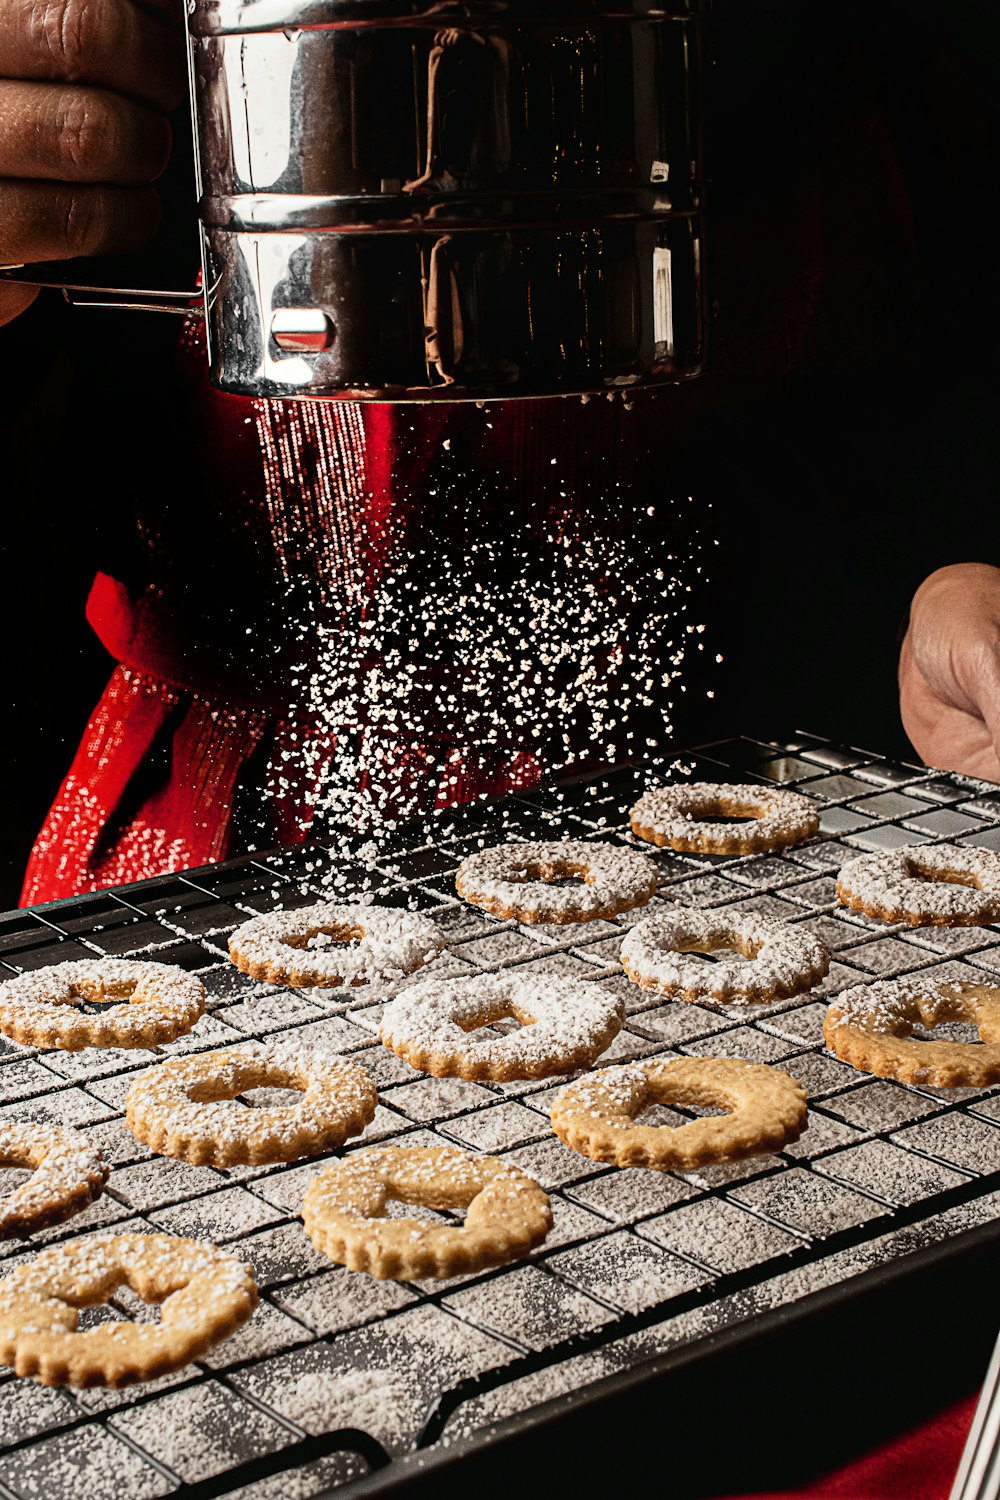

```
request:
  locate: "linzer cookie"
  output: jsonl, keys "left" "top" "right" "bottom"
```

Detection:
{"left": 378, "top": 973, "right": 624, "bottom": 1080}
{"left": 620, "top": 908, "right": 829, "bottom": 1003}
{"left": 228, "top": 902, "right": 443, "bottom": 987}
{"left": 824, "top": 977, "right": 1000, "bottom": 1087}
{"left": 836, "top": 844, "right": 1000, "bottom": 927}
{"left": 0, "top": 1122, "right": 109, "bottom": 1240}
{"left": 302, "top": 1144, "right": 552, "bottom": 1280}
{"left": 125, "top": 1043, "right": 378, "bottom": 1166}
{"left": 0, "top": 1233, "right": 258, "bottom": 1386}
{"left": 0, "top": 959, "right": 205, "bottom": 1051}
{"left": 551, "top": 1057, "right": 808, "bottom": 1170}
{"left": 630, "top": 782, "right": 819, "bottom": 854}
{"left": 455, "top": 839, "right": 657, "bottom": 924}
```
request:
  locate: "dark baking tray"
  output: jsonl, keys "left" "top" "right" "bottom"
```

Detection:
{"left": 2, "top": 732, "right": 999, "bottom": 1500}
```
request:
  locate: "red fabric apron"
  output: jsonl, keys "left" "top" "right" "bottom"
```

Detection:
{"left": 711, "top": 1393, "right": 975, "bottom": 1500}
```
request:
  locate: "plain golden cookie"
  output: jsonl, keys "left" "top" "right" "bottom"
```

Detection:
{"left": 302, "top": 1144, "right": 553, "bottom": 1280}
{"left": 551, "top": 1056, "right": 808, "bottom": 1170}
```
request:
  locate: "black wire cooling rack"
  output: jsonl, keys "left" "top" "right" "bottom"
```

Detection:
{"left": 2, "top": 731, "right": 1000, "bottom": 1499}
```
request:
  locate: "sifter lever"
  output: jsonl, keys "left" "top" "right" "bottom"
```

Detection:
{"left": 57, "top": 285, "right": 203, "bottom": 315}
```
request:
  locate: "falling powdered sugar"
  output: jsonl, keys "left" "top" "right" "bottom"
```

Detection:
{"left": 249, "top": 474, "right": 717, "bottom": 895}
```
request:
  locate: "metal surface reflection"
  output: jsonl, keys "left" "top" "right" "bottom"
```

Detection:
{"left": 192, "top": 0, "right": 707, "bottom": 398}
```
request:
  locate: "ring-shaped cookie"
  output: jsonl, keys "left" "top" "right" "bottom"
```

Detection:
{"left": 302, "top": 1144, "right": 553, "bottom": 1279}
{"left": 836, "top": 844, "right": 1000, "bottom": 927}
{"left": 378, "top": 974, "right": 624, "bottom": 1080}
{"left": 551, "top": 1057, "right": 808, "bottom": 1170}
{"left": 824, "top": 978, "right": 1000, "bottom": 1086}
{"left": 0, "top": 1233, "right": 258, "bottom": 1387}
{"left": 228, "top": 902, "right": 443, "bottom": 988}
{"left": 125, "top": 1043, "right": 378, "bottom": 1165}
{"left": 0, "top": 1122, "right": 109, "bottom": 1240}
{"left": 0, "top": 960, "right": 206, "bottom": 1051}
{"left": 455, "top": 839, "right": 658, "bottom": 924}
{"left": 620, "top": 908, "right": 829, "bottom": 1002}
{"left": 629, "top": 782, "right": 819, "bottom": 855}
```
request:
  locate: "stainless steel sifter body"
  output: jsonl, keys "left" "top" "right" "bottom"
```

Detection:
{"left": 3, "top": 0, "right": 707, "bottom": 401}
{"left": 189, "top": 0, "right": 706, "bottom": 399}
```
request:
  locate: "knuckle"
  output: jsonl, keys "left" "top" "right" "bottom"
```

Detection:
{"left": 55, "top": 95, "right": 116, "bottom": 179}
{"left": 57, "top": 184, "right": 158, "bottom": 256}
{"left": 51, "top": 93, "right": 168, "bottom": 186}
{"left": 33, "top": 0, "right": 110, "bottom": 81}
{"left": 58, "top": 185, "right": 100, "bottom": 255}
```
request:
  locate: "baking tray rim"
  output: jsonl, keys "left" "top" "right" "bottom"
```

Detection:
{"left": 332, "top": 1214, "right": 1000, "bottom": 1497}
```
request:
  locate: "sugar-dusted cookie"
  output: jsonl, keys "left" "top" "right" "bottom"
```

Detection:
{"left": 126, "top": 1043, "right": 377, "bottom": 1165}
{"left": 379, "top": 973, "right": 623, "bottom": 1080}
{"left": 620, "top": 907, "right": 829, "bottom": 1003}
{"left": 836, "top": 844, "right": 1000, "bottom": 927}
{"left": 0, "top": 1122, "right": 109, "bottom": 1240}
{"left": 0, "top": 1234, "right": 258, "bottom": 1386}
{"left": 824, "top": 977, "right": 1000, "bottom": 1087}
{"left": 0, "top": 959, "right": 205, "bottom": 1051}
{"left": 228, "top": 902, "right": 443, "bottom": 987}
{"left": 630, "top": 782, "right": 818, "bottom": 855}
{"left": 455, "top": 839, "right": 657, "bottom": 924}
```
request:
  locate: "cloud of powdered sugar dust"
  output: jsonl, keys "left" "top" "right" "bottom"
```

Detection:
{"left": 262, "top": 400, "right": 719, "bottom": 893}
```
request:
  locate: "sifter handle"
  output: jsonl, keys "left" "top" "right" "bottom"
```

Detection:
{"left": 58, "top": 285, "right": 204, "bottom": 315}
{"left": 0, "top": 265, "right": 203, "bottom": 316}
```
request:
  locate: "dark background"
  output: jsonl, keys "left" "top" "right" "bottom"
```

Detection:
{"left": 2, "top": 0, "right": 1000, "bottom": 908}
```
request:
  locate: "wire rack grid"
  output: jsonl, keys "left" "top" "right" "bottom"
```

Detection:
{"left": 2, "top": 731, "right": 1000, "bottom": 1499}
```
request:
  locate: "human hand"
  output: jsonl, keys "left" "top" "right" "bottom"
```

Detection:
{"left": 899, "top": 563, "right": 1000, "bottom": 783}
{"left": 0, "top": 0, "right": 187, "bottom": 326}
